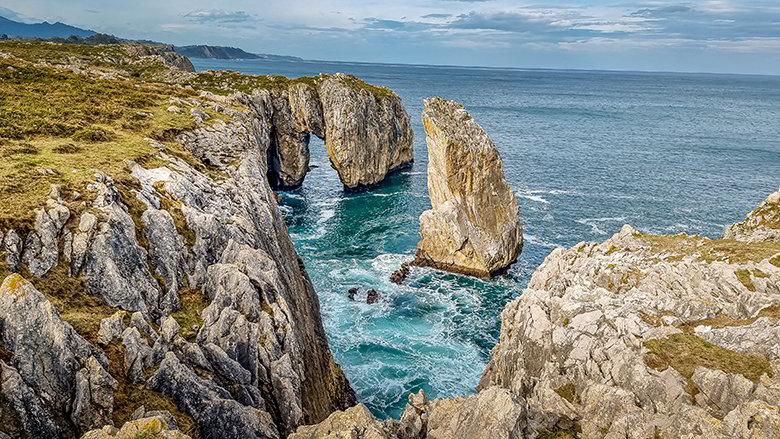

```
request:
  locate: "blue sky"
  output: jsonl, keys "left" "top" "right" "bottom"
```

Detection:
{"left": 2, "top": 1, "right": 779, "bottom": 74}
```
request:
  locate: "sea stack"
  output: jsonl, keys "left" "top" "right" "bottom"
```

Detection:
{"left": 414, "top": 97, "right": 523, "bottom": 277}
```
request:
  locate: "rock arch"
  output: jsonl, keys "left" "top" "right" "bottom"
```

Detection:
{"left": 264, "top": 73, "right": 414, "bottom": 190}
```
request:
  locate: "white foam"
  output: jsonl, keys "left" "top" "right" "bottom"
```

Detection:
{"left": 575, "top": 217, "right": 627, "bottom": 235}
{"left": 523, "top": 233, "right": 561, "bottom": 249}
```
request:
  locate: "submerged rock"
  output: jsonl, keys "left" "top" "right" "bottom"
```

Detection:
{"left": 414, "top": 97, "right": 523, "bottom": 278}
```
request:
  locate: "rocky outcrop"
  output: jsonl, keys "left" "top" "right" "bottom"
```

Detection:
{"left": 478, "top": 206, "right": 780, "bottom": 437}
{"left": 1, "top": 78, "right": 357, "bottom": 437}
{"left": 414, "top": 97, "right": 522, "bottom": 277}
{"left": 0, "top": 274, "right": 116, "bottom": 438}
{"left": 261, "top": 73, "right": 413, "bottom": 190}
{"left": 724, "top": 188, "right": 780, "bottom": 242}
{"left": 289, "top": 387, "right": 526, "bottom": 439}
{"left": 81, "top": 415, "right": 190, "bottom": 439}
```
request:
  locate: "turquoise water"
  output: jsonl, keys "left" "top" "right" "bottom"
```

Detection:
{"left": 193, "top": 59, "right": 780, "bottom": 418}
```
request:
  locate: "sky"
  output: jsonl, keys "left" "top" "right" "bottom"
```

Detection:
{"left": 2, "top": 1, "right": 779, "bottom": 74}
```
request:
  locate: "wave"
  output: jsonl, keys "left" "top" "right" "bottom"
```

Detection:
{"left": 523, "top": 233, "right": 560, "bottom": 249}
{"left": 575, "top": 216, "right": 627, "bottom": 235}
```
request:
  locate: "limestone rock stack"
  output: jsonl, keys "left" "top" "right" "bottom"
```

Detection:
{"left": 414, "top": 97, "right": 522, "bottom": 277}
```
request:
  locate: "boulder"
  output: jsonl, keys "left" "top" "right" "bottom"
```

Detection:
{"left": 724, "top": 188, "right": 780, "bottom": 242}
{"left": 414, "top": 97, "right": 522, "bottom": 277}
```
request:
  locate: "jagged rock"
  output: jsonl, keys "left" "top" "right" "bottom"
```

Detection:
{"left": 292, "top": 387, "right": 526, "bottom": 439}
{"left": 724, "top": 188, "right": 780, "bottom": 242}
{"left": 2, "top": 230, "right": 22, "bottom": 272}
{"left": 22, "top": 188, "right": 70, "bottom": 277}
{"left": 289, "top": 404, "right": 389, "bottom": 439}
{"left": 80, "top": 415, "right": 191, "bottom": 439}
{"left": 81, "top": 174, "right": 163, "bottom": 316}
{"left": 478, "top": 215, "right": 780, "bottom": 438}
{"left": 318, "top": 74, "right": 414, "bottom": 189}
{"left": 390, "top": 262, "right": 411, "bottom": 284}
{"left": 97, "top": 311, "right": 128, "bottom": 346}
{"left": 0, "top": 274, "right": 116, "bottom": 436}
{"left": 121, "top": 327, "right": 152, "bottom": 383}
{"left": 148, "top": 352, "right": 279, "bottom": 439}
{"left": 414, "top": 97, "right": 522, "bottom": 277}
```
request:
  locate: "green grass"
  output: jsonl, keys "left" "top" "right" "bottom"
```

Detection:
{"left": 170, "top": 288, "right": 209, "bottom": 341}
{"left": 644, "top": 333, "right": 772, "bottom": 383}
{"left": 633, "top": 232, "right": 780, "bottom": 265}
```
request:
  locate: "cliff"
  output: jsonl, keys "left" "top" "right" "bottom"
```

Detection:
{"left": 174, "top": 45, "right": 303, "bottom": 62}
{"left": 291, "top": 191, "right": 780, "bottom": 438}
{"left": 187, "top": 71, "right": 414, "bottom": 190}
{"left": 0, "top": 40, "right": 400, "bottom": 438}
{"left": 414, "top": 97, "right": 522, "bottom": 277}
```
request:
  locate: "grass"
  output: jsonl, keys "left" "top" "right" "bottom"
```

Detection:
{"left": 27, "top": 264, "right": 117, "bottom": 343}
{"left": 185, "top": 69, "right": 396, "bottom": 99}
{"left": 0, "top": 48, "right": 205, "bottom": 227}
{"left": 106, "top": 343, "right": 200, "bottom": 438}
{"left": 644, "top": 333, "right": 773, "bottom": 384}
{"left": 554, "top": 383, "right": 579, "bottom": 404}
{"left": 634, "top": 232, "right": 780, "bottom": 265}
{"left": 677, "top": 304, "right": 780, "bottom": 333}
{"left": 170, "top": 288, "right": 209, "bottom": 341}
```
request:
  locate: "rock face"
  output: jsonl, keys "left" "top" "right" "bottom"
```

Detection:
{"left": 478, "top": 200, "right": 780, "bottom": 438}
{"left": 289, "top": 387, "right": 526, "bottom": 439}
{"left": 1, "top": 78, "right": 360, "bottom": 438}
{"left": 264, "top": 73, "right": 414, "bottom": 190}
{"left": 724, "top": 188, "right": 780, "bottom": 243}
{"left": 414, "top": 97, "right": 522, "bottom": 277}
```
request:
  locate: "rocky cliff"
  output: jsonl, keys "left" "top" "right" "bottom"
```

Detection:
{"left": 189, "top": 72, "right": 414, "bottom": 190}
{"left": 414, "top": 97, "right": 522, "bottom": 277}
{"left": 291, "top": 190, "right": 780, "bottom": 439}
{"left": 0, "top": 41, "right": 372, "bottom": 439}
{"left": 724, "top": 188, "right": 780, "bottom": 243}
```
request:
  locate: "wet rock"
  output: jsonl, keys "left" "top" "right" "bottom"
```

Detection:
{"left": 390, "top": 262, "right": 411, "bottom": 284}
{"left": 414, "top": 97, "right": 522, "bottom": 278}
{"left": 366, "top": 289, "right": 380, "bottom": 304}
{"left": 347, "top": 287, "right": 359, "bottom": 300}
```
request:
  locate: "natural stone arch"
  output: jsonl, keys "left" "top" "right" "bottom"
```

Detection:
{"left": 265, "top": 74, "right": 414, "bottom": 190}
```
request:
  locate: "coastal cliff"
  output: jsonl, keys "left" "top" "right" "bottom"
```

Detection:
{"left": 414, "top": 97, "right": 522, "bottom": 277}
{"left": 0, "top": 40, "right": 408, "bottom": 438}
{"left": 291, "top": 191, "right": 780, "bottom": 438}
{"left": 189, "top": 71, "right": 414, "bottom": 190}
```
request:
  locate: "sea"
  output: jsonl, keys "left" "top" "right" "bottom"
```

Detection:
{"left": 192, "top": 58, "right": 780, "bottom": 419}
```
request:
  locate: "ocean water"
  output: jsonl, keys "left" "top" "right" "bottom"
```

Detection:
{"left": 193, "top": 59, "right": 780, "bottom": 418}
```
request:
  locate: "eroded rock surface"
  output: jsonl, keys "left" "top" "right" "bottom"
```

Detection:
{"left": 1, "top": 74, "right": 357, "bottom": 438}
{"left": 414, "top": 97, "right": 522, "bottom": 277}
{"left": 724, "top": 188, "right": 780, "bottom": 243}
{"left": 478, "top": 202, "right": 780, "bottom": 438}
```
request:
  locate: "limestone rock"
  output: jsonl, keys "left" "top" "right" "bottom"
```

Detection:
{"left": 478, "top": 215, "right": 780, "bottom": 438}
{"left": 289, "top": 404, "right": 389, "bottom": 439}
{"left": 0, "top": 274, "right": 116, "bottom": 437}
{"left": 80, "top": 415, "right": 191, "bottom": 439}
{"left": 414, "top": 97, "right": 522, "bottom": 277}
{"left": 724, "top": 188, "right": 780, "bottom": 242}
{"left": 318, "top": 74, "right": 414, "bottom": 189}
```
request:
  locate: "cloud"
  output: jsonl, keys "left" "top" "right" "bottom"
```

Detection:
{"left": 0, "top": 6, "right": 38, "bottom": 23}
{"left": 422, "top": 13, "right": 452, "bottom": 19}
{"left": 183, "top": 9, "right": 254, "bottom": 24}
{"left": 629, "top": 5, "right": 693, "bottom": 17}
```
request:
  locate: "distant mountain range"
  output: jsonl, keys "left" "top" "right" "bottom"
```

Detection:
{"left": 174, "top": 45, "right": 302, "bottom": 61}
{"left": 0, "top": 15, "right": 303, "bottom": 61}
{"left": 0, "top": 15, "right": 95, "bottom": 39}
